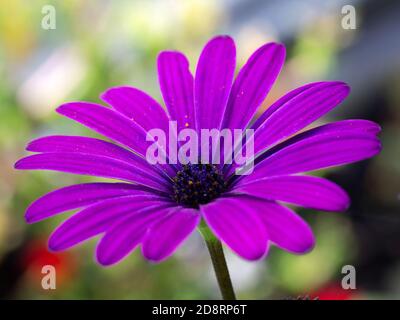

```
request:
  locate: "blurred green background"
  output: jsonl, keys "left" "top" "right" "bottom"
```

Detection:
{"left": 0, "top": 0, "right": 399, "bottom": 299}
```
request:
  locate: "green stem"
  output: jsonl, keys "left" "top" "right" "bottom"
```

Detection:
{"left": 199, "top": 221, "right": 236, "bottom": 300}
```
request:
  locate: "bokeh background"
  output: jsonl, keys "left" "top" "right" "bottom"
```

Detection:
{"left": 0, "top": 0, "right": 399, "bottom": 299}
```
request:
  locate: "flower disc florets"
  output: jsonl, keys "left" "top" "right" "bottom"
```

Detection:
{"left": 172, "top": 164, "right": 227, "bottom": 208}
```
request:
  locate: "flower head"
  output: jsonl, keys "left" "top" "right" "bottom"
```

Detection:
{"left": 15, "top": 35, "right": 381, "bottom": 266}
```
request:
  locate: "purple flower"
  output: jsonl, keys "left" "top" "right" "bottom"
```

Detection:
{"left": 15, "top": 36, "right": 381, "bottom": 266}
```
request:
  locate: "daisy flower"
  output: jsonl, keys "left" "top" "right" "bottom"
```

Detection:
{"left": 15, "top": 35, "right": 381, "bottom": 299}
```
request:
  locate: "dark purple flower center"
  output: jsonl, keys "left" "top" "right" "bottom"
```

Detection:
{"left": 172, "top": 164, "right": 227, "bottom": 208}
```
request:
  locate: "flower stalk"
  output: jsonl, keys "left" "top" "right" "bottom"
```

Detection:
{"left": 199, "top": 221, "right": 236, "bottom": 300}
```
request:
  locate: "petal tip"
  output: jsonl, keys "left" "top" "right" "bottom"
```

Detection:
{"left": 242, "top": 248, "right": 268, "bottom": 261}
{"left": 297, "top": 232, "right": 316, "bottom": 254}
{"left": 342, "top": 83, "right": 351, "bottom": 96}
{"left": 56, "top": 101, "right": 91, "bottom": 115}
{"left": 375, "top": 123, "right": 382, "bottom": 134}
{"left": 302, "top": 240, "right": 316, "bottom": 254}
{"left": 95, "top": 251, "right": 115, "bottom": 267}
{"left": 14, "top": 159, "right": 23, "bottom": 169}
{"left": 206, "top": 35, "right": 235, "bottom": 48}
{"left": 100, "top": 85, "right": 131, "bottom": 101}
{"left": 25, "top": 142, "right": 34, "bottom": 152}
{"left": 141, "top": 250, "right": 165, "bottom": 264}
{"left": 24, "top": 212, "right": 36, "bottom": 224}
{"left": 47, "top": 239, "right": 60, "bottom": 252}
{"left": 48, "top": 231, "right": 67, "bottom": 252}
{"left": 341, "top": 194, "right": 351, "bottom": 212}
{"left": 281, "top": 236, "right": 315, "bottom": 255}
{"left": 157, "top": 50, "right": 182, "bottom": 58}
{"left": 55, "top": 103, "right": 71, "bottom": 115}
{"left": 273, "top": 42, "right": 286, "bottom": 54}
{"left": 214, "top": 34, "right": 234, "bottom": 41}
{"left": 335, "top": 81, "right": 351, "bottom": 96}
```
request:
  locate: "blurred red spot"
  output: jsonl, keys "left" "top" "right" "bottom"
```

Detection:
{"left": 21, "top": 239, "right": 76, "bottom": 286}
{"left": 312, "top": 283, "right": 357, "bottom": 300}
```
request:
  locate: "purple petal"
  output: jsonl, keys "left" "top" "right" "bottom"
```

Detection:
{"left": 100, "top": 86, "right": 169, "bottom": 132}
{"left": 57, "top": 102, "right": 153, "bottom": 157}
{"left": 255, "top": 201, "right": 315, "bottom": 254}
{"left": 251, "top": 82, "right": 319, "bottom": 129}
{"left": 232, "top": 175, "right": 350, "bottom": 212}
{"left": 222, "top": 43, "right": 285, "bottom": 131}
{"left": 142, "top": 208, "right": 200, "bottom": 262}
{"left": 96, "top": 206, "right": 170, "bottom": 266}
{"left": 25, "top": 183, "right": 163, "bottom": 224}
{"left": 195, "top": 36, "right": 236, "bottom": 130}
{"left": 224, "top": 82, "right": 350, "bottom": 176}
{"left": 236, "top": 120, "right": 381, "bottom": 180}
{"left": 26, "top": 135, "right": 171, "bottom": 179}
{"left": 253, "top": 82, "right": 350, "bottom": 154}
{"left": 15, "top": 153, "right": 169, "bottom": 191}
{"left": 49, "top": 197, "right": 170, "bottom": 251}
{"left": 57, "top": 102, "right": 175, "bottom": 173}
{"left": 201, "top": 197, "right": 268, "bottom": 260}
{"left": 158, "top": 51, "right": 195, "bottom": 132}
{"left": 254, "top": 119, "right": 381, "bottom": 163}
